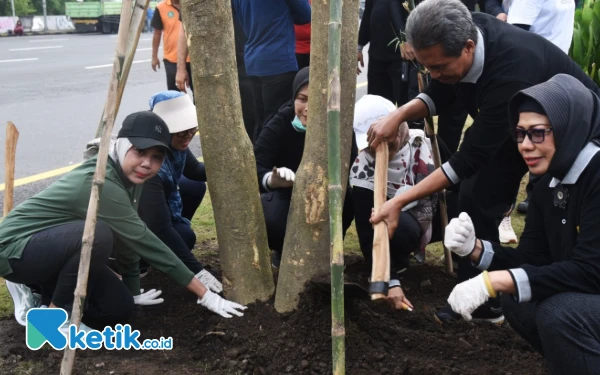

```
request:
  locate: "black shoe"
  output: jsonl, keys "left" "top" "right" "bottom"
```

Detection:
{"left": 271, "top": 251, "right": 281, "bottom": 268}
{"left": 434, "top": 302, "right": 504, "bottom": 325}
{"left": 517, "top": 197, "right": 529, "bottom": 214}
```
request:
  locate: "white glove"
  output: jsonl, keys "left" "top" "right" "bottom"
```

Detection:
{"left": 444, "top": 212, "right": 476, "bottom": 257}
{"left": 133, "top": 288, "right": 164, "bottom": 305}
{"left": 195, "top": 269, "right": 223, "bottom": 293}
{"left": 447, "top": 273, "right": 490, "bottom": 321}
{"left": 198, "top": 290, "right": 247, "bottom": 318}
{"left": 267, "top": 167, "right": 295, "bottom": 189}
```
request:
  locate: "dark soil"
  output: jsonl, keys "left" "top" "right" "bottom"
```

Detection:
{"left": 0, "top": 251, "right": 546, "bottom": 375}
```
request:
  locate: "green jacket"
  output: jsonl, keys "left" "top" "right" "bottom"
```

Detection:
{"left": 0, "top": 156, "right": 195, "bottom": 295}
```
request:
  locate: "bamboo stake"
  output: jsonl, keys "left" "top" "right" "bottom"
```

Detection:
{"left": 417, "top": 74, "right": 453, "bottom": 275}
{"left": 60, "top": 1, "right": 139, "bottom": 374}
{"left": 94, "top": 0, "right": 149, "bottom": 138}
{"left": 370, "top": 143, "right": 391, "bottom": 300}
{"left": 3, "top": 122, "right": 19, "bottom": 217}
{"left": 327, "top": 0, "right": 345, "bottom": 373}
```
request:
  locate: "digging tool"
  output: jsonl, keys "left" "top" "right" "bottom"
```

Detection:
{"left": 3, "top": 122, "right": 19, "bottom": 217}
{"left": 369, "top": 142, "right": 391, "bottom": 300}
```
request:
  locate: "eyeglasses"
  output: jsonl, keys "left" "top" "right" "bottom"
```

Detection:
{"left": 175, "top": 127, "right": 198, "bottom": 138}
{"left": 513, "top": 127, "right": 553, "bottom": 144}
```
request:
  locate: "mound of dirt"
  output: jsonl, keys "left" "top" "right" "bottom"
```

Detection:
{"left": 0, "top": 255, "right": 546, "bottom": 375}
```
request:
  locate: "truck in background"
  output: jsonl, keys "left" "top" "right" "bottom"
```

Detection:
{"left": 65, "top": 1, "right": 157, "bottom": 34}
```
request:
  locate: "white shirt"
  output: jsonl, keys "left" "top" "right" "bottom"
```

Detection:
{"left": 504, "top": 0, "right": 575, "bottom": 54}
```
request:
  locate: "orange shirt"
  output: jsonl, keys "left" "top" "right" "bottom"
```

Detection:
{"left": 152, "top": 0, "right": 189, "bottom": 63}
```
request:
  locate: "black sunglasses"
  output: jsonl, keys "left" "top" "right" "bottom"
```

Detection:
{"left": 513, "top": 127, "right": 553, "bottom": 144}
{"left": 175, "top": 127, "right": 198, "bottom": 139}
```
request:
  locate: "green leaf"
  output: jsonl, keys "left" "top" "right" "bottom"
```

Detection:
{"left": 594, "top": 0, "right": 600, "bottom": 20}
{"left": 576, "top": 8, "right": 583, "bottom": 25}
{"left": 573, "top": 26, "right": 584, "bottom": 67}
{"left": 583, "top": 6, "right": 594, "bottom": 30}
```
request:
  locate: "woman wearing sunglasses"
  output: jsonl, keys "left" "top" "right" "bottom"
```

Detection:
{"left": 443, "top": 74, "right": 600, "bottom": 373}
{"left": 138, "top": 91, "right": 221, "bottom": 295}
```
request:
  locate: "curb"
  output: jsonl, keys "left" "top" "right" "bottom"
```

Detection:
{"left": 0, "top": 30, "right": 80, "bottom": 38}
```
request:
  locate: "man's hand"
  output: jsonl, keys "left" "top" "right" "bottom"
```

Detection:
{"left": 195, "top": 269, "right": 223, "bottom": 293}
{"left": 370, "top": 199, "right": 403, "bottom": 239}
{"left": 400, "top": 42, "right": 416, "bottom": 61}
{"left": 176, "top": 68, "right": 190, "bottom": 93}
{"left": 447, "top": 273, "right": 491, "bottom": 321}
{"left": 198, "top": 290, "right": 248, "bottom": 318}
{"left": 444, "top": 212, "right": 476, "bottom": 257}
{"left": 386, "top": 285, "right": 414, "bottom": 311}
{"left": 357, "top": 51, "right": 364, "bottom": 75}
{"left": 267, "top": 167, "right": 295, "bottom": 189}
{"left": 151, "top": 56, "right": 160, "bottom": 72}
{"left": 133, "top": 288, "right": 164, "bottom": 305}
{"left": 367, "top": 109, "right": 403, "bottom": 152}
{"left": 497, "top": 13, "right": 507, "bottom": 22}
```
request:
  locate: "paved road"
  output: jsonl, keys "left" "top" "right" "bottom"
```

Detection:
{"left": 0, "top": 33, "right": 369, "bottom": 212}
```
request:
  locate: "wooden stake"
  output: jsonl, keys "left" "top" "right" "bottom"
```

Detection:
{"left": 417, "top": 74, "right": 454, "bottom": 275}
{"left": 3, "top": 122, "right": 19, "bottom": 217}
{"left": 370, "top": 143, "right": 391, "bottom": 300}
{"left": 60, "top": 1, "right": 141, "bottom": 373}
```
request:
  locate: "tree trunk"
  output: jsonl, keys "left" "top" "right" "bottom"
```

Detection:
{"left": 181, "top": 0, "right": 274, "bottom": 305}
{"left": 275, "top": 0, "right": 359, "bottom": 314}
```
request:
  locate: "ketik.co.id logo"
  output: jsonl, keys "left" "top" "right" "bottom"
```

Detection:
{"left": 26, "top": 308, "right": 173, "bottom": 350}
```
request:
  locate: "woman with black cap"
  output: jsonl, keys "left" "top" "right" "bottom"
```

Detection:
{"left": 1, "top": 111, "right": 247, "bottom": 333}
{"left": 442, "top": 74, "right": 600, "bottom": 373}
{"left": 254, "top": 67, "right": 355, "bottom": 267}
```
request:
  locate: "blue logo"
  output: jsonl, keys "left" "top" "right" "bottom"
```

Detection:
{"left": 26, "top": 308, "right": 173, "bottom": 351}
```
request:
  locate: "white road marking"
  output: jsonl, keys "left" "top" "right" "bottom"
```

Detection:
{"left": 9, "top": 45, "right": 63, "bottom": 51}
{"left": 0, "top": 57, "right": 39, "bottom": 63}
{"left": 84, "top": 59, "right": 151, "bottom": 69}
{"left": 137, "top": 47, "right": 152, "bottom": 51}
{"left": 29, "top": 38, "right": 68, "bottom": 43}
{"left": 139, "top": 38, "right": 151, "bottom": 41}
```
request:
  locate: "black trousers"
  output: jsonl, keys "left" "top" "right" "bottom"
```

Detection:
{"left": 456, "top": 139, "right": 528, "bottom": 282}
{"left": 367, "top": 58, "right": 423, "bottom": 129}
{"left": 352, "top": 186, "right": 420, "bottom": 272}
{"left": 238, "top": 64, "right": 258, "bottom": 145}
{"left": 296, "top": 53, "right": 310, "bottom": 70}
{"left": 261, "top": 187, "right": 354, "bottom": 254}
{"left": 5, "top": 221, "right": 135, "bottom": 328}
{"left": 164, "top": 60, "right": 193, "bottom": 93}
{"left": 502, "top": 292, "right": 600, "bottom": 374}
{"left": 250, "top": 71, "right": 298, "bottom": 143}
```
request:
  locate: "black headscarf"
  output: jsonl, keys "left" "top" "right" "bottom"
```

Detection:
{"left": 508, "top": 74, "right": 600, "bottom": 181}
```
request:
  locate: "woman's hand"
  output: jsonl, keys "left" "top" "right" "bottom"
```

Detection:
{"left": 267, "top": 167, "right": 295, "bottom": 189}
{"left": 496, "top": 13, "right": 507, "bottom": 22}
{"left": 370, "top": 198, "right": 403, "bottom": 239}
{"left": 133, "top": 288, "right": 164, "bottom": 305}
{"left": 386, "top": 285, "right": 414, "bottom": 311}
{"left": 198, "top": 290, "right": 248, "bottom": 318}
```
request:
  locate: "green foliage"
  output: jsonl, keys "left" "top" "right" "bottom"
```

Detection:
{"left": 0, "top": 0, "right": 64, "bottom": 16}
{"left": 570, "top": 0, "right": 600, "bottom": 86}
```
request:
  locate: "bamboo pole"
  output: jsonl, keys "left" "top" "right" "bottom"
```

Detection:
{"left": 3, "top": 122, "right": 19, "bottom": 217}
{"left": 326, "top": 0, "right": 345, "bottom": 373}
{"left": 94, "top": 0, "right": 149, "bottom": 138}
{"left": 60, "top": 1, "right": 140, "bottom": 373}
{"left": 370, "top": 144, "right": 391, "bottom": 300}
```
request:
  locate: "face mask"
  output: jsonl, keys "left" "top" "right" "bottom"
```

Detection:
{"left": 291, "top": 116, "right": 306, "bottom": 132}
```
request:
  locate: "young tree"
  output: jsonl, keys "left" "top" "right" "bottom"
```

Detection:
{"left": 275, "top": 0, "right": 359, "bottom": 314}
{"left": 180, "top": 0, "right": 275, "bottom": 305}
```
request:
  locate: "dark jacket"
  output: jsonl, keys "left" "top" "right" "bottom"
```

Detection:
{"left": 254, "top": 101, "right": 305, "bottom": 194}
{"left": 358, "top": 0, "right": 408, "bottom": 61}
{"left": 486, "top": 153, "right": 600, "bottom": 302}
{"left": 423, "top": 12, "right": 600, "bottom": 184}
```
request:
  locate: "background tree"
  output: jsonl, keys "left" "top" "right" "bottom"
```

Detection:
{"left": 180, "top": 0, "right": 275, "bottom": 305}
{"left": 274, "top": 0, "right": 359, "bottom": 313}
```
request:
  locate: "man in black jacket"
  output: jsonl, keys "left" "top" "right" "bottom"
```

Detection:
{"left": 367, "top": 0, "right": 600, "bottom": 323}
